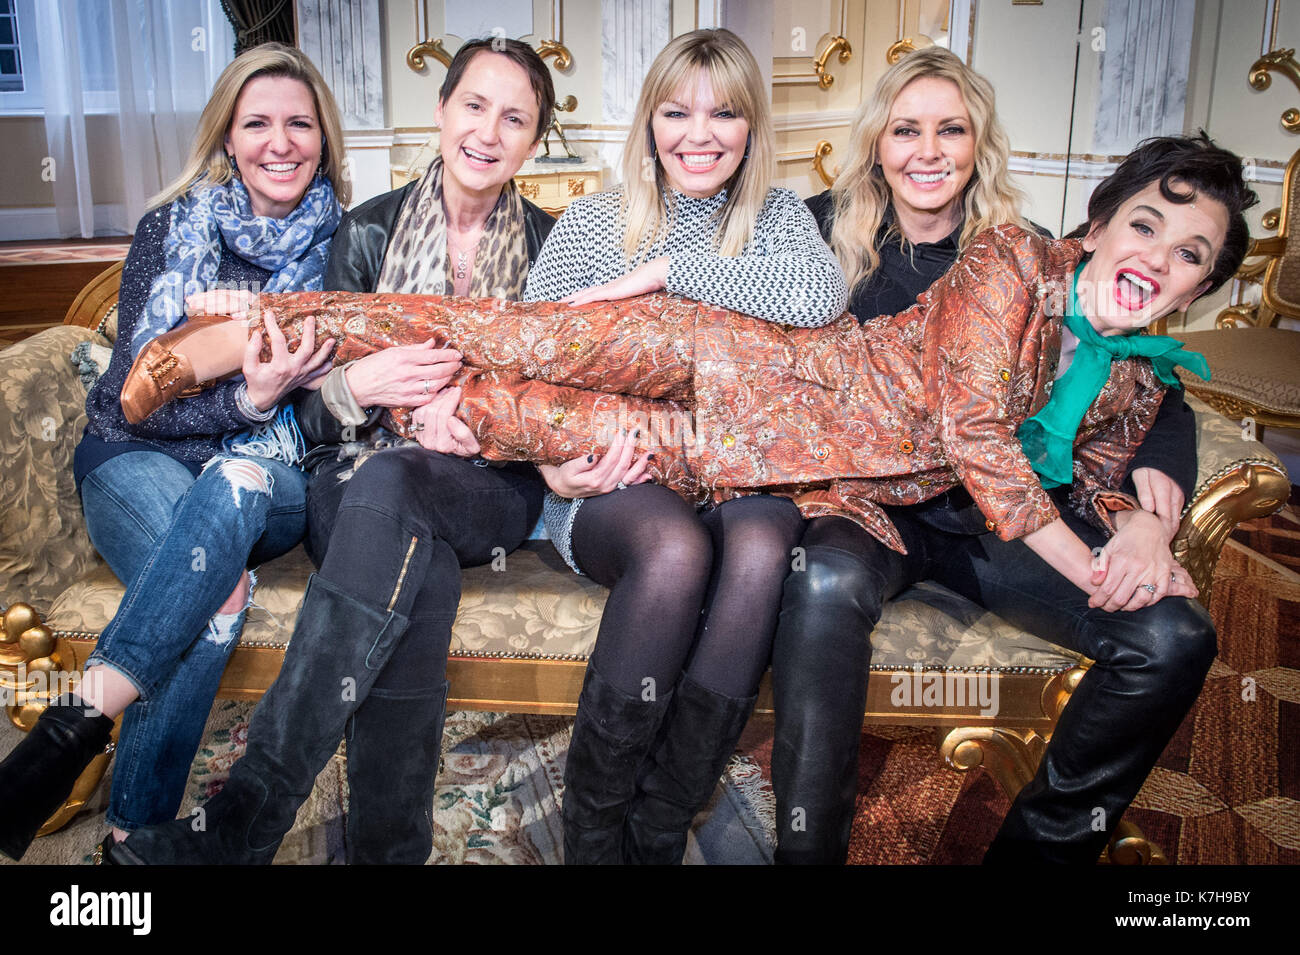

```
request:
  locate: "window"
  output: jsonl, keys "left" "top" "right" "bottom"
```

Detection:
{"left": 0, "top": 0, "right": 39, "bottom": 111}
{"left": 0, "top": 0, "right": 23, "bottom": 93}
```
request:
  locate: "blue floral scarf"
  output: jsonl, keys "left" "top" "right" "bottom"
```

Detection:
{"left": 133, "top": 175, "right": 341, "bottom": 357}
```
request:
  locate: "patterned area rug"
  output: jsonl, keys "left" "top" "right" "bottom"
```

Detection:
{"left": 0, "top": 704, "right": 776, "bottom": 865}
{"left": 4, "top": 506, "right": 1295, "bottom": 865}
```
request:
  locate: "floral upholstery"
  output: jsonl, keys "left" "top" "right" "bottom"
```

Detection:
{"left": 49, "top": 540, "right": 1080, "bottom": 669}
{"left": 0, "top": 325, "right": 109, "bottom": 613}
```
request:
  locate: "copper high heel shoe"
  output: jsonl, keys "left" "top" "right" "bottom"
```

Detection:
{"left": 120, "top": 315, "right": 243, "bottom": 423}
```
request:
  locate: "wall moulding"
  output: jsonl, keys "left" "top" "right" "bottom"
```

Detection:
{"left": 1007, "top": 152, "right": 1284, "bottom": 185}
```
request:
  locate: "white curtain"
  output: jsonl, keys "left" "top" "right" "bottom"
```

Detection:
{"left": 36, "top": 0, "right": 233, "bottom": 238}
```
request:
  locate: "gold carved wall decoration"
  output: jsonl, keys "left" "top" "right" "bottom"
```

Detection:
{"left": 518, "top": 180, "right": 541, "bottom": 199}
{"left": 567, "top": 178, "right": 586, "bottom": 197}
{"left": 536, "top": 39, "right": 573, "bottom": 71}
{"left": 812, "top": 140, "right": 836, "bottom": 188}
{"left": 886, "top": 35, "right": 939, "bottom": 64}
{"left": 406, "top": 36, "right": 451, "bottom": 72}
{"left": 813, "top": 35, "right": 853, "bottom": 89}
{"left": 1249, "top": 48, "right": 1300, "bottom": 132}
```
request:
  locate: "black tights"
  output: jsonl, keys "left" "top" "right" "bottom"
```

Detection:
{"left": 572, "top": 485, "right": 804, "bottom": 699}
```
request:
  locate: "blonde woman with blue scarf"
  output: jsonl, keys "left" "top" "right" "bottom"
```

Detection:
{"left": 0, "top": 42, "right": 347, "bottom": 862}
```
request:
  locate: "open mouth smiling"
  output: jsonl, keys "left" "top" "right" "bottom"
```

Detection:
{"left": 676, "top": 152, "right": 723, "bottom": 172}
{"left": 1115, "top": 268, "right": 1160, "bottom": 310}
{"left": 260, "top": 162, "right": 302, "bottom": 179}
{"left": 462, "top": 146, "right": 499, "bottom": 164}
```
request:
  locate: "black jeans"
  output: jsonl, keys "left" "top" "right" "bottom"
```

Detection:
{"left": 772, "top": 504, "right": 1216, "bottom": 864}
{"left": 305, "top": 447, "right": 544, "bottom": 694}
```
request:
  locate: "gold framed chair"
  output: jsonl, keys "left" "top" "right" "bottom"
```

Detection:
{"left": 1169, "top": 49, "right": 1300, "bottom": 433}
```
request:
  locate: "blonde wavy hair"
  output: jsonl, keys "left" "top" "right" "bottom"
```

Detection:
{"left": 150, "top": 42, "right": 350, "bottom": 210}
{"left": 829, "top": 46, "right": 1027, "bottom": 289}
{"left": 619, "top": 28, "right": 775, "bottom": 260}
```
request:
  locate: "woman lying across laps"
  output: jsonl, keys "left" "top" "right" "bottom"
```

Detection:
{"left": 125, "top": 134, "right": 1245, "bottom": 597}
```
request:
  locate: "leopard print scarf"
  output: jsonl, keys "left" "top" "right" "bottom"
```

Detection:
{"left": 376, "top": 155, "right": 530, "bottom": 299}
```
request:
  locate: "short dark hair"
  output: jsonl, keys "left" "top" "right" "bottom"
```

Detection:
{"left": 438, "top": 38, "right": 555, "bottom": 140}
{"left": 1067, "top": 132, "right": 1258, "bottom": 295}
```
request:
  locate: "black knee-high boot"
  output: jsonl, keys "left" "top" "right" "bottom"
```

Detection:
{"left": 623, "top": 672, "right": 756, "bottom": 864}
{"left": 0, "top": 697, "right": 115, "bottom": 860}
{"left": 985, "top": 599, "right": 1217, "bottom": 864}
{"left": 109, "top": 573, "right": 417, "bottom": 865}
{"left": 562, "top": 664, "right": 673, "bottom": 865}
{"left": 344, "top": 680, "right": 450, "bottom": 865}
{"left": 771, "top": 547, "right": 885, "bottom": 864}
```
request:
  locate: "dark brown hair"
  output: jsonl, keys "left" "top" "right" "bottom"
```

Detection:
{"left": 439, "top": 38, "right": 555, "bottom": 140}
{"left": 1067, "top": 132, "right": 1258, "bottom": 295}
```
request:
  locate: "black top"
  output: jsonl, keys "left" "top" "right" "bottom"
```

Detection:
{"left": 805, "top": 189, "right": 1198, "bottom": 517}
{"left": 74, "top": 203, "right": 275, "bottom": 489}
{"left": 804, "top": 190, "right": 963, "bottom": 323}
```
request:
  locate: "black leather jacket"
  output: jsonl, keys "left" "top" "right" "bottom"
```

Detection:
{"left": 295, "top": 182, "right": 556, "bottom": 453}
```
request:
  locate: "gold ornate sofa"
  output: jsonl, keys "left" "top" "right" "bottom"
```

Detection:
{"left": 1, "top": 262, "right": 1290, "bottom": 862}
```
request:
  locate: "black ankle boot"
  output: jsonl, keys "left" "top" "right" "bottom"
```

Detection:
{"left": 344, "top": 681, "right": 449, "bottom": 864}
{"left": 0, "top": 696, "right": 114, "bottom": 860}
{"left": 562, "top": 664, "right": 673, "bottom": 865}
{"left": 623, "top": 673, "right": 756, "bottom": 864}
{"left": 109, "top": 573, "right": 412, "bottom": 865}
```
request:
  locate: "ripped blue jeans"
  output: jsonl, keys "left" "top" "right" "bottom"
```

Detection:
{"left": 80, "top": 451, "right": 308, "bottom": 831}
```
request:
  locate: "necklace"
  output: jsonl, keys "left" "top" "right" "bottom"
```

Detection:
{"left": 452, "top": 235, "right": 482, "bottom": 281}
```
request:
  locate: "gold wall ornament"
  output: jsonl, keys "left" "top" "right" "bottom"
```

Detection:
{"left": 567, "top": 177, "right": 587, "bottom": 196}
{"left": 536, "top": 39, "right": 572, "bottom": 71}
{"left": 812, "top": 140, "right": 836, "bottom": 188}
{"left": 407, "top": 36, "right": 451, "bottom": 72}
{"left": 1249, "top": 48, "right": 1300, "bottom": 132}
{"left": 813, "top": 35, "right": 853, "bottom": 89}
{"left": 518, "top": 180, "right": 541, "bottom": 199}
{"left": 556, "top": 94, "right": 577, "bottom": 113}
{"left": 887, "top": 38, "right": 918, "bottom": 64}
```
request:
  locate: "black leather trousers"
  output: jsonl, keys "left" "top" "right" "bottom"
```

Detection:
{"left": 771, "top": 506, "right": 1216, "bottom": 864}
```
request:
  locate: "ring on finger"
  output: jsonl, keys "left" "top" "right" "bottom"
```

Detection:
{"left": 615, "top": 481, "right": 628, "bottom": 491}
{"left": 422, "top": 379, "right": 431, "bottom": 393}
{"left": 413, "top": 420, "right": 425, "bottom": 431}
{"left": 1141, "top": 583, "right": 1157, "bottom": 595}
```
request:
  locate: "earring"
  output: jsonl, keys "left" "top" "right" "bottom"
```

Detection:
{"left": 743, "top": 133, "right": 751, "bottom": 161}
{"left": 227, "top": 154, "right": 239, "bottom": 177}
{"left": 648, "top": 123, "right": 658, "bottom": 162}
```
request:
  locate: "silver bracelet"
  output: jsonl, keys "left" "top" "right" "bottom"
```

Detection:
{"left": 235, "top": 382, "right": 278, "bottom": 423}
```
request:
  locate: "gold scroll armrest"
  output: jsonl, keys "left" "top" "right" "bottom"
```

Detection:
{"left": 1171, "top": 397, "right": 1290, "bottom": 602}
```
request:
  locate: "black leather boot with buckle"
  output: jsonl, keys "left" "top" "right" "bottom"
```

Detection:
{"left": 0, "top": 695, "right": 115, "bottom": 861}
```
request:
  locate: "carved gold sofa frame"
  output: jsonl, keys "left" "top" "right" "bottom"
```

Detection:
{"left": 0, "top": 262, "right": 1289, "bottom": 863}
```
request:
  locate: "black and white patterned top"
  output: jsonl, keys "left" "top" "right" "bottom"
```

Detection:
{"left": 527, "top": 186, "right": 850, "bottom": 570}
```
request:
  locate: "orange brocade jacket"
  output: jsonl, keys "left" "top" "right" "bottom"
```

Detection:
{"left": 256, "top": 226, "right": 1164, "bottom": 552}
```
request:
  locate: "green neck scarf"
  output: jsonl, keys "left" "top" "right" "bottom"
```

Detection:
{"left": 1017, "top": 263, "right": 1211, "bottom": 488}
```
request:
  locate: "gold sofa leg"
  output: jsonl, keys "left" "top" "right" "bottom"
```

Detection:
{"left": 1, "top": 603, "right": 118, "bottom": 836}
{"left": 938, "top": 664, "right": 1167, "bottom": 864}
